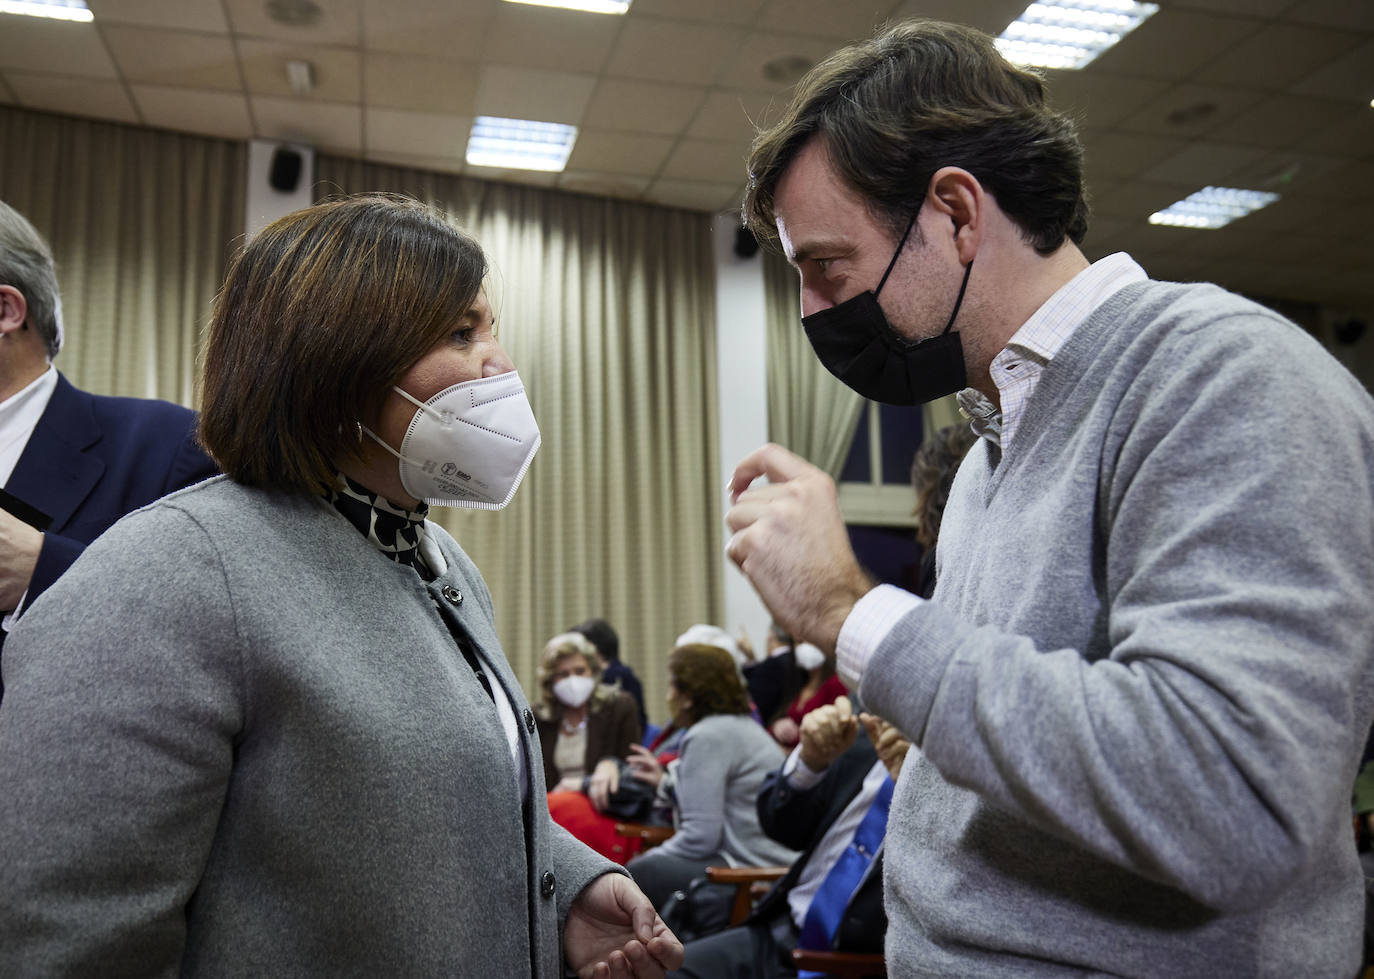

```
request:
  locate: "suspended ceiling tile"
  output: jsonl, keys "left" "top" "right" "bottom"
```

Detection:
{"left": 362, "top": 148, "right": 466, "bottom": 175}
{"left": 132, "top": 84, "right": 253, "bottom": 139}
{"left": 582, "top": 78, "right": 706, "bottom": 136}
{"left": 223, "top": 0, "right": 362, "bottom": 46}
{"left": 1079, "top": 130, "right": 1187, "bottom": 181}
{"left": 0, "top": 75, "right": 15, "bottom": 104}
{"left": 1284, "top": 158, "right": 1374, "bottom": 203}
{"left": 1165, "top": 0, "right": 1294, "bottom": 14}
{"left": 1138, "top": 142, "right": 1272, "bottom": 186}
{"left": 889, "top": 0, "right": 1026, "bottom": 36}
{"left": 1284, "top": 0, "right": 1374, "bottom": 32}
{"left": 101, "top": 26, "right": 241, "bottom": 92}
{"left": 1089, "top": 179, "right": 1196, "bottom": 220}
{"left": 1208, "top": 94, "right": 1357, "bottom": 149}
{"left": 1192, "top": 22, "right": 1362, "bottom": 91}
{"left": 752, "top": 0, "right": 904, "bottom": 41}
{"left": 606, "top": 18, "right": 740, "bottom": 86}
{"left": 644, "top": 177, "right": 740, "bottom": 212}
{"left": 557, "top": 170, "right": 652, "bottom": 201}
{"left": 660, "top": 138, "right": 748, "bottom": 184}
{"left": 474, "top": 65, "right": 596, "bottom": 126}
{"left": 715, "top": 30, "right": 842, "bottom": 93}
{"left": 1044, "top": 71, "right": 1171, "bottom": 130}
{"left": 360, "top": 0, "right": 494, "bottom": 60}
{"left": 1299, "top": 107, "right": 1374, "bottom": 160}
{"left": 482, "top": 4, "right": 622, "bottom": 74}
{"left": 0, "top": 15, "right": 117, "bottom": 78}
{"left": 688, "top": 88, "right": 780, "bottom": 142}
{"left": 1219, "top": 193, "right": 1313, "bottom": 234}
{"left": 5, "top": 71, "right": 138, "bottom": 123}
{"left": 1115, "top": 83, "right": 1264, "bottom": 140}
{"left": 86, "top": 0, "right": 229, "bottom": 33}
{"left": 1090, "top": 8, "right": 1261, "bottom": 81}
{"left": 365, "top": 106, "right": 471, "bottom": 158}
{"left": 365, "top": 52, "right": 479, "bottom": 115}
{"left": 254, "top": 94, "right": 363, "bottom": 152}
{"left": 463, "top": 163, "right": 560, "bottom": 188}
{"left": 564, "top": 128, "right": 674, "bottom": 176}
{"left": 1291, "top": 38, "right": 1374, "bottom": 102}
{"left": 238, "top": 39, "right": 361, "bottom": 102}
{"left": 627, "top": 0, "right": 768, "bottom": 27}
{"left": 1227, "top": 151, "right": 1351, "bottom": 199}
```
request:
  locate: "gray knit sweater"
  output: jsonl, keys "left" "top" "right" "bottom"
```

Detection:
{"left": 860, "top": 280, "right": 1374, "bottom": 977}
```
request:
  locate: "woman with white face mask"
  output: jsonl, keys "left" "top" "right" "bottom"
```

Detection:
{"left": 536, "top": 633, "right": 643, "bottom": 815}
{"left": 0, "top": 195, "right": 681, "bottom": 979}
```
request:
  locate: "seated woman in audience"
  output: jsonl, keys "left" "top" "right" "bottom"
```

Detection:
{"left": 0, "top": 195, "right": 680, "bottom": 978}
{"left": 766, "top": 642, "right": 847, "bottom": 749}
{"left": 537, "top": 631, "right": 642, "bottom": 805}
{"left": 626, "top": 643, "right": 800, "bottom": 912}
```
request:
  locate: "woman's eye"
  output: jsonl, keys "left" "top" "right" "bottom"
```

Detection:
{"left": 453, "top": 328, "right": 477, "bottom": 344}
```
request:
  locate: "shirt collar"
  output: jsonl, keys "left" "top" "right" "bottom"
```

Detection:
{"left": 1000, "top": 252, "right": 1148, "bottom": 366}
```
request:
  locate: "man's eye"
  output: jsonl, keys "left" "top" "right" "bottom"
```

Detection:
{"left": 815, "top": 258, "right": 833, "bottom": 272}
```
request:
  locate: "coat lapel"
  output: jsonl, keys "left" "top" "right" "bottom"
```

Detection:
{"left": 7, "top": 374, "right": 104, "bottom": 533}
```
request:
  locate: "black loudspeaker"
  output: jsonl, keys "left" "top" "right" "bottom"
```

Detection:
{"left": 268, "top": 146, "right": 303, "bottom": 192}
{"left": 1335, "top": 318, "right": 1367, "bottom": 346}
{"left": 733, "top": 225, "right": 759, "bottom": 259}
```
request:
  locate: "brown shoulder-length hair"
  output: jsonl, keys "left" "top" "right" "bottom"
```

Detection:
{"left": 742, "top": 19, "right": 1088, "bottom": 256}
{"left": 200, "top": 194, "right": 487, "bottom": 494}
{"left": 669, "top": 643, "right": 750, "bottom": 725}
{"left": 911, "top": 422, "right": 978, "bottom": 550}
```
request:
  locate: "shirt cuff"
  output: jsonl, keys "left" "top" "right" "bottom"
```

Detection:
{"left": 780, "top": 746, "right": 827, "bottom": 790}
{"left": 836, "top": 583, "right": 923, "bottom": 690}
{"left": 2, "top": 588, "right": 29, "bottom": 633}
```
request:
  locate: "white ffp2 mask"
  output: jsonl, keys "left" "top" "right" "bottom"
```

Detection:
{"left": 553, "top": 674, "right": 596, "bottom": 709}
{"left": 364, "top": 371, "right": 540, "bottom": 509}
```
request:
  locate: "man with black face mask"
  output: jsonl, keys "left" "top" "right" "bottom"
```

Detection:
{"left": 723, "top": 19, "right": 1374, "bottom": 979}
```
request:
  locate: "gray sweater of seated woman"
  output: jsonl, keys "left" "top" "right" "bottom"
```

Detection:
{"left": 658, "top": 713, "right": 799, "bottom": 867}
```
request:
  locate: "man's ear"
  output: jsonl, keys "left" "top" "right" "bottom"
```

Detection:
{"left": 926, "top": 167, "right": 983, "bottom": 264}
{"left": 0, "top": 285, "right": 28, "bottom": 337}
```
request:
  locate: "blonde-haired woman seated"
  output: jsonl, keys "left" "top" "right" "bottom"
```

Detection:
{"left": 537, "top": 631, "right": 643, "bottom": 808}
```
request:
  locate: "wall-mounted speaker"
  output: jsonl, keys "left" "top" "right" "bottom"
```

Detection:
{"left": 268, "top": 146, "right": 304, "bottom": 193}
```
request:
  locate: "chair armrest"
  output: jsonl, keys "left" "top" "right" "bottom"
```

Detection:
{"left": 790, "top": 948, "right": 886, "bottom": 978}
{"left": 613, "top": 822, "right": 675, "bottom": 848}
{"left": 704, "top": 865, "right": 789, "bottom": 885}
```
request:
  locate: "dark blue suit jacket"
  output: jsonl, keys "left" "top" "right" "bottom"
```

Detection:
{"left": 3, "top": 372, "right": 218, "bottom": 652}
{"left": 752, "top": 732, "right": 887, "bottom": 953}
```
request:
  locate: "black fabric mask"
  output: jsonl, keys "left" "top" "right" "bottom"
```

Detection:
{"left": 802, "top": 213, "right": 972, "bottom": 406}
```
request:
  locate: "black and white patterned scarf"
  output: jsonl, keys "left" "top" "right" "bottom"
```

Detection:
{"left": 325, "top": 473, "right": 432, "bottom": 577}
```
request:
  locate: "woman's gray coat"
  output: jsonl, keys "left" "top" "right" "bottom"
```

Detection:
{"left": 0, "top": 476, "right": 618, "bottom": 977}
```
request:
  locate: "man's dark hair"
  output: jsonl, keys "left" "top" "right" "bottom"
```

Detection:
{"left": 572, "top": 617, "right": 619, "bottom": 663}
{"left": 742, "top": 19, "right": 1088, "bottom": 256}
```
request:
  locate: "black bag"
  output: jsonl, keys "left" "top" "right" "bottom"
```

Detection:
{"left": 659, "top": 876, "right": 735, "bottom": 943}
{"left": 583, "top": 759, "right": 657, "bottom": 821}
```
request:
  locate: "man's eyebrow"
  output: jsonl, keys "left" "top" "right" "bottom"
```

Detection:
{"left": 790, "top": 239, "right": 847, "bottom": 264}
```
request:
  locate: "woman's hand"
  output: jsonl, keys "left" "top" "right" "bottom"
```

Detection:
{"left": 769, "top": 716, "right": 800, "bottom": 747}
{"left": 587, "top": 758, "right": 621, "bottom": 812}
{"left": 625, "top": 745, "right": 663, "bottom": 788}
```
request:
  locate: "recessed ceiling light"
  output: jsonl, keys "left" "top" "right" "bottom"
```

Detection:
{"left": 1148, "top": 186, "right": 1279, "bottom": 230}
{"left": 996, "top": 1, "right": 1159, "bottom": 71}
{"left": 0, "top": 0, "right": 92, "bottom": 22}
{"left": 502, "top": 0, "right": 631, "bottom": 13}
{"left": 466, "top": 117, "right": 579, "bottom": 173}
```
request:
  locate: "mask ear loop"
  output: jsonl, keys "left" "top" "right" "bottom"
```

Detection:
{"left": 942, "top": 260, "right": 974, "bottom": 336}
{"left": 873, "top": 213, "right": 920, "bottom": 299}
{"left": 391, "top": 385, "right": 452, "bottom": 424}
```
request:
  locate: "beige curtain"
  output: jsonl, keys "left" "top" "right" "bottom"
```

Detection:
{"left": 0, "top": 106, "right": 245, "bottom": 405}
{"left": 762, "top": 247, "right": 865, "bottom": 477}
{"left": 318, "top": 156, "right": 723, "bottom": 721}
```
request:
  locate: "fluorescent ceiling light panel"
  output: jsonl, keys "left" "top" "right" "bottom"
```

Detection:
{"left": 501, "top": 0, "right": 631, "bottom": 13}
{"left": 996, "top": 0, "right": 1158, "bottom": 70}
{"left": 0, "top": 0, "right": 92, "bottom": 20}
{"left": 466, "top": 117, "right": 578, "bottom": 172}
{"left": 1148, "top": 186, "right": 1280, "bottom": 230}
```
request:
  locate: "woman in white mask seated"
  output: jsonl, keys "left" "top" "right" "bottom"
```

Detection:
{"left": 537, "top": 632, "right": 643, "bottom": 805}
{"left": 0, "top": 195, "right": 682, "bottom": 979}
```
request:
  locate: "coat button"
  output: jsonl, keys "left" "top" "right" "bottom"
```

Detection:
{"left": 441, "top": 585, "right": 463, "bottom": 606}
{"left": 541, "top": 871, "right": 556, "bottom": 898}
{"left": 523, "top": 708, "right": 536, "bottom": 733}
